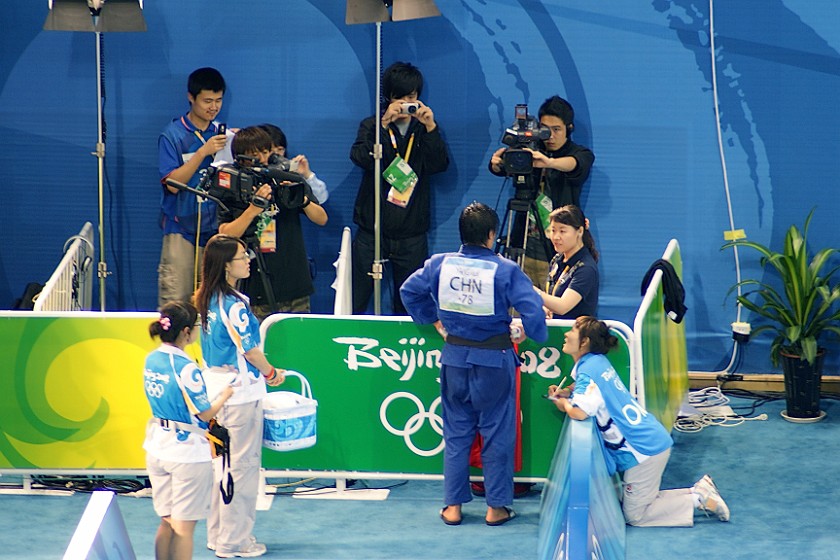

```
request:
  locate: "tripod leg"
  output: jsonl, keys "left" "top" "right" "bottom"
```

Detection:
{"left": 498, "top": 198, "right": 531, "bottom": 269}
{"left": 249, "top": 245, "right": 278, "bottom": 314}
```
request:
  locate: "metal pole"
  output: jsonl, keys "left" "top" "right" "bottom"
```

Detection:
{"left": 94, "top": 31, "right": 107, "bottom": 311}
{"left": 372, "top": 22, "right": 383, "bottom": 315}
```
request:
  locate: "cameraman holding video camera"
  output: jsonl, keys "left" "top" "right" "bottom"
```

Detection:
{"left": 490, "top": 95, "right": 594, "bottom": 287}
{"left": 216, "top": 126, "right": 327, "bottom": 318}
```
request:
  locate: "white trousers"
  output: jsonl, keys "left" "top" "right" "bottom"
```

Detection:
{"left": 207, "top": 399, "right": 264, "bottom": 553}
{"left": 621, "top": 448, "right": 695, "bottom": 527}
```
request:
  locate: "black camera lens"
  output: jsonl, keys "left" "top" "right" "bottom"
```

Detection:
{"left": 502, "top": 149, "right": 534, "bottom": 175}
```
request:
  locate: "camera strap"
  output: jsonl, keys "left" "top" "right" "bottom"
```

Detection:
{"left": 387, "top": 128, "right": 415, "bottom": 162}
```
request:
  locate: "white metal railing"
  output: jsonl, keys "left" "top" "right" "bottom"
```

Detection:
{"left": 33, "top": 223, "right": 95, "bottom": 311}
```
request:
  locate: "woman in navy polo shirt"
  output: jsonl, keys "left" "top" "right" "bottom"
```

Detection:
{"left": 537, "top": 205, "right": 599, "bottom": 319}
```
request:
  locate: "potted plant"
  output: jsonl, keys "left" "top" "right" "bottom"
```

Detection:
{"left": 722, "top": 209, "right": 840, "bottom": 421}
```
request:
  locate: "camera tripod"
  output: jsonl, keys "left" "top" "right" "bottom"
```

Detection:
{"left": 495, "top": 179, "right": 554, "bottom": 274}
{"left": 243, "top": 236, "right": 279, "bottom": 314}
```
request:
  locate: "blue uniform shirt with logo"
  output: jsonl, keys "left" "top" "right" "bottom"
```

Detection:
{"left": 143, "top": 345, "right": 213, "bottom": 463}
{"left": 400, "top": 244, "right": 548, "bottom": 366}
{"left": 570, "top": 352, "right": 672, "bottom": 474}
{"left": 158, "top": 114, "right": 221, "bottom": 245}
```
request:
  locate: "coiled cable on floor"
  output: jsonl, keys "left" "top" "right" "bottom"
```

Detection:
{"left": 674, "top": 387, "right": 768, "bottom": 432}
{"left": 688, "top": 387, "right": 731, "bottom": 408}
{"left": 673, "top": 412, "right": 768, "bottom": 433}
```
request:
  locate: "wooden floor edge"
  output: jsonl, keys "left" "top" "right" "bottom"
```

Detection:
{"left": 688, "top": 371, "right": 840, "bottom": 394}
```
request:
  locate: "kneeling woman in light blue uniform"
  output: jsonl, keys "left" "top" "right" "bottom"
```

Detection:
{"left": 143, "top": 301, "right": 234, "bottom": 560}
{"left": 549, "top": 316, "right": 730, "bottom": 526}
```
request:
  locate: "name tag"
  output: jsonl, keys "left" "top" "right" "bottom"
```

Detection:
{"left": 438, "top": 257, "right": 496, "bottom": 316}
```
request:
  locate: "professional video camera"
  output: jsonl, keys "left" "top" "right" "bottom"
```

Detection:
{"left": 201, "top": 155, "right": 307, "bottom": 210}
{"left": 499, "top": 104, "right": 551, "bottom": 176}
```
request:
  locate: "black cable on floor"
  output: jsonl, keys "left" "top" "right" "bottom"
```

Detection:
{"left": 30, "top": 475, "right": 147, "bottom": 494}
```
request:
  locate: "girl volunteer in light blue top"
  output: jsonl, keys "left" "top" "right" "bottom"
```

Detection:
{"left": 143, "top": 301, "right": 234, "bottom": 560}
{"left": 194, "top": 234, "right": 285, "bottom": 558}
{"left": 549, "top": 316, "right": 730, "bottom": 527}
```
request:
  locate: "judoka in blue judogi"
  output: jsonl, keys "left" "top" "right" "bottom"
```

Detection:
{"left": 401, "top": 201, "right": 548, "bottom": 526}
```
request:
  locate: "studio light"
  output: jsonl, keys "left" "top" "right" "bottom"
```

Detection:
{"left": 347, "top": 0, "right": 440, "bottom": 25}
{"left": 43, "top": 0, "right": 146, "bottom": 311}
{"left": 44, "top": 0, "right": 146, "bottom": 33}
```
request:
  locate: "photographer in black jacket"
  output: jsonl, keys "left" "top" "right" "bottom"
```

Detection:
{"left": 349, "top": 61, "right": 450, "bottom": 315}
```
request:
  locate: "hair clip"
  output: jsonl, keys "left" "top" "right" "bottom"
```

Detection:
{"left": 160, "top": 316, "right": 171, "bottom": 331}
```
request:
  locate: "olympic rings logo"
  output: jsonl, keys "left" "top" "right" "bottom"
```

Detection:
{"left": 379, "top": 392, "right": 444, "bottom": 457}
{"left": 145, "top": 380, "right": 164, "bottom": 398}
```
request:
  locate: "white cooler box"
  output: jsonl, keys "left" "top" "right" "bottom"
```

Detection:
{"left": 262, "top": 371, "right": 317, "bottom": 451}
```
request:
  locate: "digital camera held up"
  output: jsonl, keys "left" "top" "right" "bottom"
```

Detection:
{"left": 400, "top": 102, "right": 420, "bottom": 115}
{"left": 201, "top": 156, "right": 307, "bottom": 210}
{"left": 500, "top": 104, "right": 551, "bottom": 176}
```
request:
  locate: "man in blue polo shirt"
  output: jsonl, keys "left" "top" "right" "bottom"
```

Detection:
{"left": 158, "top": 67, "right": 228, "bottom": 307}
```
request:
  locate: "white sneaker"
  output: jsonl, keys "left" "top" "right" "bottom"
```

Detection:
{"left": 215, "top": 540, "right": 267, "bottom": 558}
{"left": 693, "top": 474, "right": 730, "bottom": 522}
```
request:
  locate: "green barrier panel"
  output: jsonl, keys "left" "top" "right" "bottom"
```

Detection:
{"left": 261, "top": 315, "right": 632, "bottom": 478}
{"left": 633, "top": 240, "right": 690, "bottom": 430}
{"left": 0, "top": 312, "right": 631, "bottom": 476}
{"left": 0, "top": 312, "right": 197, "bottom": 470}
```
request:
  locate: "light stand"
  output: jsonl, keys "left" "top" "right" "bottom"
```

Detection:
{"left": 346, "top": 0, "right": 440, "bottom": 314}
{"left": 44, "top": 0, "right": 146, "bottom": 311}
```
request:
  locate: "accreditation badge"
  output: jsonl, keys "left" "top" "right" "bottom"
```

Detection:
{"left": 383, "top": 155, "right": 418, "bottom": 193}
{"left": 387, "top": 183, "right": 415, "bottom": 208}
{"left": 534, "top": 192, "right": 553, "bottom": 232}
{"left": 258, "top": 215, "right": 277, "bottom": 253}
{"left": 438, "top": 256, "right": 497, "bottom": 316}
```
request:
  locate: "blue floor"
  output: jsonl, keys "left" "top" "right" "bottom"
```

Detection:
{"left": 2, "top": 394, "right": 839, "bottom": 559}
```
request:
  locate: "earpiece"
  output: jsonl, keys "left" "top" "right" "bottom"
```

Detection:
{"left": 567, "top": 122, "right": 574, "bottom": 135}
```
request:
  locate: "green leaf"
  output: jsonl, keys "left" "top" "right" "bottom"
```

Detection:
{"left": 721, "top": 208, "right": 839, "bottom": 365}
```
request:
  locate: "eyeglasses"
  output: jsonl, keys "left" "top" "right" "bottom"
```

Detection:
{"left": 230, "top": 249, "right": 255, "bottom": 262}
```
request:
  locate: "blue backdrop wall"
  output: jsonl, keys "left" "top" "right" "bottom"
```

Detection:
{"left": 1, "top": 1, "right": 838, "bottom": 375}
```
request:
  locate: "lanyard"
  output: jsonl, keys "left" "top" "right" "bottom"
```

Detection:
{"left": 387, "top": 127, "right": 415, "bottom": 162}
{"left": 180, "top": 116, "right": 209, "bottom": 146}
{"left": 549, "top": 260, "right": 584, "bottom": 295}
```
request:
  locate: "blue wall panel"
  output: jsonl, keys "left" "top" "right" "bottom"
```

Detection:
{"left": 1, "top": 1, "right": 838, "bottom": 374}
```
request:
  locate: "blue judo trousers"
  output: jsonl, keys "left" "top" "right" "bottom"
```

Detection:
{"left": 440, "top": 352, "right": 519, "bottom": 506}
{"left": 401, "top": 244, "right": 548, "bottom": 508}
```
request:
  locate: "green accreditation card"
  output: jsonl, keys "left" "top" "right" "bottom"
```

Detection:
{"left": 534, "top": 192, "right": 553, "bottom": 232}
{"left": 383, "top": 155, "right": 418, "bottom": 193}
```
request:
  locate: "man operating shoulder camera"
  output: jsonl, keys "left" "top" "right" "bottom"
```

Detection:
{"left": 489, "top": 95, "right": 595, "bottom": 286}
{"left": 217, "top": 126, "right": 327, "bottom": 318}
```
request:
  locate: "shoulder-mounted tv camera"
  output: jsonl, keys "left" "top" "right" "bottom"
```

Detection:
{"left": 201, "top": 154, "right": 307, "bottom": 210}
{"left": 500, "top": 104, "right": 551, "bottom": 176}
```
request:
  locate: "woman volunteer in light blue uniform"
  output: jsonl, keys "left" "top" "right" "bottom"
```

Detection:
{"left": 143, "top": 301, "right": 234, "bottom": 560}
{"left": 401, "top": 202, "right": 548, "bottom": 527}
{"left": 194, "top": 234, "right": 285, "bottom": 559}
{"left": 549, "top": 316, "right": 730, "bottom": 527}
